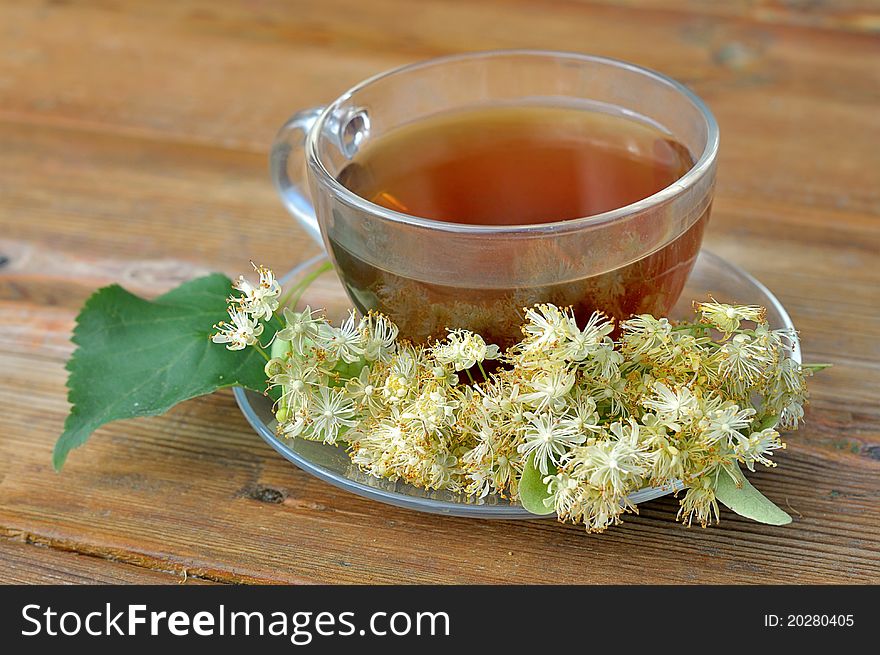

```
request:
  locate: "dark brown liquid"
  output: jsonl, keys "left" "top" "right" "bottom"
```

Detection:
{"left": 339, "top": 106, "right": 693, "bottom": 225}
{"left": 333, "top": 106, "right": 708, "bottom": 346}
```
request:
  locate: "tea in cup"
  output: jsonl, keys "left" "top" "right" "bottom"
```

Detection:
{"left": 271, "top": 50, "right": 718, "bottom": 347}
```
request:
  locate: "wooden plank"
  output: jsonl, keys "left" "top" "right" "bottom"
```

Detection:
{"left": 0, "top": 1, "right": 876, "bottom": 231}
{"left": 0, "top": 538, "right": 211, "bottom": 584}
{"left": 560, "top": 0, "right": 880, "bottom": 33}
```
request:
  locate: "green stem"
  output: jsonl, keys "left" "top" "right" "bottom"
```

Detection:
{"left": 477, "top": 361, "right": 489, "bottom": 381}
{"left": 277, "top": 262, "right": 334, "bottom": 311}
{"left": 253, "top": 343, "right": 271, "bottom": 362}
{"left": 464, "top": 368, "right": 476, "bottom": 385}
{"left": 803, "top": 363, "right": 833, "bottom": 372}
{"left": 671, "top": 322, "right": 709, "bottom": 332}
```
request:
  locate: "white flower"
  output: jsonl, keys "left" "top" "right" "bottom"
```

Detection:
{"left": 568, "top": 420, "right": 653, "bottom": 494}
{"left": 736, "top": 428, "right": 785, "bottom": 470}
{"left": 519, "top": 367, "right": 576, "bottom": 411}
{"left": 641, "top": 382, "right": 698, "bottom": 426}
{"left": 360, "top": 313, "right": 398, "bottom": 362}
{"left": 345, "top": 365, "right": 383, "bottom": 413}
{"left": 268, "top": 358, "right": 320, "bottom": 411}
{"left": 701, "top": 404, "right": 756, "bottom": 445}
{"left": 588, "top": 377, "right": 629, "bottom": 417}
{"left": 279, "top": 411, "right": 309, "bottom": 439}
{"left": 232, "top": 263, "right": 281, "bottom": 321}
{"left": 698, "top": 301, "right": 765, "bottom": 334}
{"left": 382, "top": 346, "right": 419, "bottom": 405}
{"left": 560, "top": 311, "right": 615, "bottom": 362}
{"left": 401, "top": 388, "right": 458, "bottom": 434}
{"left": 431, "top": 364, "right": 459, "bottom": 387}
{"left": 517, "top": 412, "right": 586, "bottom": 475}
{"left": 426, "top": 452, "right": 460, "bottom": 490}
{"left": 621, "top": 315, "right": 674, "bottom": 356}
{"left": 316, "top": 310, "right": 364, "bottom": 363}
{"left": 545, "top": 472, "right": 580, "bottom": 515}
{"left": 521, "top": 304, "right": 578, "bottom": 354}
{"left": 276, "top": 306, "right": 323, "bottom": 352}
{"left": 777, "top": 396, "right": 805, "bottom": 430}
{"left": 308, "top": 387, "right": 357, "bottom": 444}
{"left": 718, "top": 333, "right": 771, "bottom": 386}
{"left": 677, "top": 477, "right": 719, "bottom": 527}
{"left": 211, "top": 307, "right": 264, "bottom": 350}
{"left": 776, "top": 356, "right": 805, "bottom": 394}
{"left": 583, "top": 343, "right": 623, "bottom": 381}
{"left": 561, "top": 395, "right": 602, "bottom": 435}
{"left": 432, "top": 329, "right": 499, "bottom": 371}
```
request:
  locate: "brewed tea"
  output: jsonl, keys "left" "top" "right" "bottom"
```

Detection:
{"left": 339, "top": 105, "right": 693, "bottom": 225}
{"left": 333, "top": 105, "right": 707, "bottom": 347}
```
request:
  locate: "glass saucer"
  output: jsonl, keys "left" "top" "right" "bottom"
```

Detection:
{"left": 233, "top": 250, "right": 800, "bottom": 518}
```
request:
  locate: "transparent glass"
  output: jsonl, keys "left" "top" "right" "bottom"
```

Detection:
{"left": 271, "top": 50, "right": 719, "bottom": 347}
{"left": 234, "top": 251, "right": 800, "bottom": 519}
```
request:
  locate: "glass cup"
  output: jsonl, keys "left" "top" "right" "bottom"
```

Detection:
{"left": 270, "top": 50, "right": 719, "bottom": 347}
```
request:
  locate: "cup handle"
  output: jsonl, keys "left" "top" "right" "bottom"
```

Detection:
{"left": 270, "top": 107, "right": 326, "bottom": 247}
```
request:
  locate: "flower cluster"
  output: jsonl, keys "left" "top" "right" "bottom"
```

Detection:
{"left": 211, "top": 263, "right": 280, "bottom": 350}
{"left": 215, "top": 266, "right": 815, "bottom": 533}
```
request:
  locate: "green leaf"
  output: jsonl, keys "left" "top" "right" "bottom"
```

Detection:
{"left": 518, "top": 453, "right": 557, "bottom": 516}
{"left": 54, "top": 274, "right": 274, "bottom": 470}
{"left": 713, "top": 464, "right": 792, "bottom": 525}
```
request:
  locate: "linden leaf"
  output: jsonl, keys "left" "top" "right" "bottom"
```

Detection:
{"left": 519, "top": 453, "right": 557, "bottom": 516}
{"left": 713, "top": 464, "right": 792, "bottom": 526}
{"left": 54, "top": 274, "right": 274, "bottom": 470}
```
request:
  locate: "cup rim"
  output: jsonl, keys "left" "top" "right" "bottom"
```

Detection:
{"left": 306, "top": 49, "right": 719, "bottom": 234}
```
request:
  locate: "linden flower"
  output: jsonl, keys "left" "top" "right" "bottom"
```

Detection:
{"left": 641, "top": 382, "right": 698, "bottom": 426}
{"left": 698, "top": 301, "right": 765, "bottom": 335}
{"left": 267, "top": 358, "right": 320, "bottom": 411}
{"left": 567, "top": 420, "right": 653, "bottom": 495}
{"left": 677, "top": 477, "right": 719, "bottom": 527}
{"left": 232, "top": 263, "right": 281, "bottom": 321}
{"left": 551, "top": 481, "right": 629, "bottom": 533}
{"left": 718, "top": 333, "right": 772, "bottom": 386}
{"left": 345, "top": 366, "right": 383, "bottom": 413}
{"left": 519, "top": 367, "right": 576, "bottom": 411}
{"left": 425, "top": 452, "right": 461, "bottom": 491}
{"left": 736, "top": 428, "right": 785, "bottom": 470}
{"left": 560, "top": 311, "right": 615, "bottom": 362}
{"left": 430, "top": 363, "right": 459, "bottom": 387}
{"left": 701, "top": 404, "right": 757, "bottom": 445}
{"left": 213, "top": 263, "right": 821, "bottom": 533}
{"left": 308, "top": 386, "right": 357, "bottom": 444}
{"left": 277, "top": 305, "right": 323, "bottom": 352}
{"left": 518, "top": 412, "right": 586, "bottom": 475}
{"left": 401, "top": 388, "right": 459, "bottom": 434}
{"left": 545, "top": 472, "right": 580, "bottom": 515}
{"left": 212, "top": 307, "right": 264, "bottom": 350}
{"left": 432, "top": 329, "right": 499, "bottom": 371}
{"left": 521, "top": 304, "right": 578, "bottom": 354}
{"left": 620, "top": 314, "right": 673, "bottom": 357}
{"left": 776, "top": 396, "right": 805, "bottom": 430}
{"left": 561, "top": 394, "right": 602, "bottom": 435}
{"left": 316, "top": 309, "right": 364, "bottom": 363}
{"left": 360, "top": 313, "right": 399, "bottom": 362}
{"left": 584, "top": 343, "right": 624, "bottom": 381}
{"left": 279, "top": 410, "right": 309, "bottom": 439}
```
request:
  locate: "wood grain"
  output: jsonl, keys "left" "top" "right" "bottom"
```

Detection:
{"left": 0, "top": 538, "right": 210, "bottom": 584}
{"left": 0, "top": 0, "right": 878, "bottom": 584}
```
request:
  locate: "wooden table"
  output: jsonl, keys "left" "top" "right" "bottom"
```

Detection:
{"left": 1, "top": 0, "right": 878, "bottom": 585}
